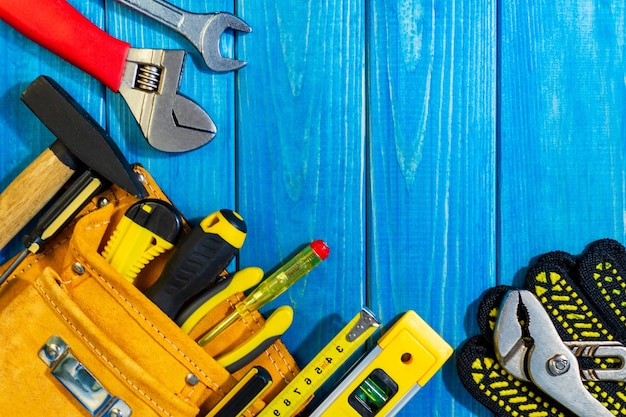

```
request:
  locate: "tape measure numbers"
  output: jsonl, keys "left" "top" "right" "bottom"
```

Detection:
{"left": 258, "top": 308, "right": 380, "bottom": 417}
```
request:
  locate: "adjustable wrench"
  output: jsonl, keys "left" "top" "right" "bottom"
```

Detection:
{"left": 0, "top": 0, "right": 223, "bottom": 152}
{"left": 116, "top": 0, "right": 251, "bottom": 72}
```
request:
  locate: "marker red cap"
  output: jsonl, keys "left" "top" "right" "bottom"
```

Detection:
{"left": 310, "top": 240, "right": 330, "bottom": 260}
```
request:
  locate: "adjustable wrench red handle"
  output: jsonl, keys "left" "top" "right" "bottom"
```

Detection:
{"left": 0, "top": 0, "right": 130, "bottom": 92}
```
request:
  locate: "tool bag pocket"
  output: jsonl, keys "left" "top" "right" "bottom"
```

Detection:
{"left": 12, "top": 267, "right": 207, "bottom": 416}
{"left": 0, "top": 166, "right": 299, "bottom": 416}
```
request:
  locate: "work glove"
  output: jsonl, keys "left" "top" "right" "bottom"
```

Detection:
{"left": 457, "top": 238, "right": 626, "bottom": 417}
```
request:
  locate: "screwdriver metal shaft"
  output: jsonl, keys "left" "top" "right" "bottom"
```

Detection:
{"left": 0, "top": 249, "right": 29, "bottom": 287}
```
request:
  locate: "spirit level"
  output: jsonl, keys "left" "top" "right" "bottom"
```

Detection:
{"left": 257, "top": 308, "right": 381, "bottom": 417}
{"left": 309, "top": 310, "right": 453, "bottom": 417}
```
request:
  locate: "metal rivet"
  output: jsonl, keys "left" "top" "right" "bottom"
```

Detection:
{"left": 548, "top": 354, "right": 570, "bottom": 375}
{"left": 136, "top": 173, "right": 146, "bottom": 184}
{"left": 72, "top": 262, "right": 85, "bottom": 275}
{"left": 45, "top": 344, "right": 61, "bottom": 361}
{"left": 108, "top": 408, "right": 123, "bottom": 417}
{"left": 97, "top": 197, "right": 110, "bottom": 208}
{"left": 185, "top": 373, "right": 199, "bottom": 386}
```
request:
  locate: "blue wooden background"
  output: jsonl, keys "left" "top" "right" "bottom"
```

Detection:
{"left": 0, "top": 0, "right": 624, "bottom": 415}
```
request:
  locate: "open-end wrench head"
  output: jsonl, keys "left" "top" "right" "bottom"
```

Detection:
{"left": 201, "top": 13, "right": 252, "bottom": 72}
{"left": 119, "top": 48, "right": 216, "bottom": 152}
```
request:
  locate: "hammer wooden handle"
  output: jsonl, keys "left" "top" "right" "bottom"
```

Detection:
{"left": 0, "top": 148, "right": 75, "bottom": 250}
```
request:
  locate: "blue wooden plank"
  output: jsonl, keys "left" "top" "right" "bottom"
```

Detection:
{"left": 235, "top": 0, "right": 367, "bottom": 380}
{"left": 499, "top": 1, "right": 626, "bottom": 281}
{"left": 367, "top": 1, "right": 496, "bottom": 416}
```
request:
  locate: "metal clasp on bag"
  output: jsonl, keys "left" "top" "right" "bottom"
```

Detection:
{"left": 39, "top": 335, "right": 132, "bottom": 417}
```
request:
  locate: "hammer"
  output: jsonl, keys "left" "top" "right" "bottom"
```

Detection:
{"left": 0, "top": 76, "right": 146, "bottom": 251}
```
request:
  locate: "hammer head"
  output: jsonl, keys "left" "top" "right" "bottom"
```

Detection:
{"left": 20, "top": 76, "right": 146, "bottom": 198}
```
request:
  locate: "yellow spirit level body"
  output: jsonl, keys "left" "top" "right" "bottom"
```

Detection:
{"left": 309, "top": 310, "right": 453, "bottom": 417}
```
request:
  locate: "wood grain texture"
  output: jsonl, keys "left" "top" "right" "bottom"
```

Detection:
{"left": 105, "top": 0, "right": 237, "bottom": 221}
{"left": 367, "top": 1, "right": 495, "bottom": 415}
{"left": 0, "top": 148, "right": 75, "bottom": 250}
{"left": 1, "top": 0, "right": 624, "bottom": 416}
{"left": 499, "top": 1, "right": 626, "bottom": 282}
{"left": 235, "top": 0, "right": 366, "bottom": 373}
{"left": 0, "top": 0, "right": 104, "bottom": 259}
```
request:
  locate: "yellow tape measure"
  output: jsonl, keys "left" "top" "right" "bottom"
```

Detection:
{"left": 257, "top": 308, "right": 380, "bottom": 417}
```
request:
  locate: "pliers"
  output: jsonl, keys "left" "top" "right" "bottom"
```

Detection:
{"left": 0, "top": 0, "right": 246, "bottom": 152}
{"left": 494, "top": 289, "right": 626, "bottom": 417}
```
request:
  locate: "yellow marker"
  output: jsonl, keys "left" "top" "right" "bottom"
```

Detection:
{"left": 216, "top": 305, "right": 294, "bottom": 372}
{"left": 309, "top": 310, "right": 453, "bottom": 417}
{"left": 257, "top": 308, "right": 380, "bottom": 417}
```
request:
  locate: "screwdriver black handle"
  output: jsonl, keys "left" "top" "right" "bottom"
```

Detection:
{"left": 144, "top": 209, "right": 247, "bottom": 318}
{"left": 23, "top": 169, "right": 106, "bottom": 253}
{"left": 0, "top": 170, "right": 105, "bottom": 286}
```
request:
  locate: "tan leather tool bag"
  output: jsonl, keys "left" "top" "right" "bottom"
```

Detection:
{"left": 0, "top": 166, "right": 299, "bottom": 416}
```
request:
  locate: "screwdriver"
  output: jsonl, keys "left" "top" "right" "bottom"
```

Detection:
{"left": 144, "top": 209, "right": 247, "bottom": 318}
{"left": 0, "top": 169, "right": 105, "bottom": 286}
{"left": 197, "top": 240, "right": 329, "bottom": 346}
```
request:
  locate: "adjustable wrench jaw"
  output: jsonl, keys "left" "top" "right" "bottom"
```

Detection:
{"left": 119, "top": 48, "right": 217, "bottom": 152}
{"left": 494, "top": 289, "right": 613, "bottom": 417}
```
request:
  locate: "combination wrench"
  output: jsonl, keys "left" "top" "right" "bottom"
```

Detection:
{"left": 116, "top": 0, "right": 252, "bottom": 72}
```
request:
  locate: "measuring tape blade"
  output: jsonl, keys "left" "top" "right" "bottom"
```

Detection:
{"left": 309, "top": 310, "right": 453, "bottom": 417}
{"left": 258, "top": 308, "right": 381, "bottom": 417}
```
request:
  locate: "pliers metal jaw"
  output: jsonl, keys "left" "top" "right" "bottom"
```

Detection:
{"left": 494, "top": 289, "right": 624, "bottom": 417}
